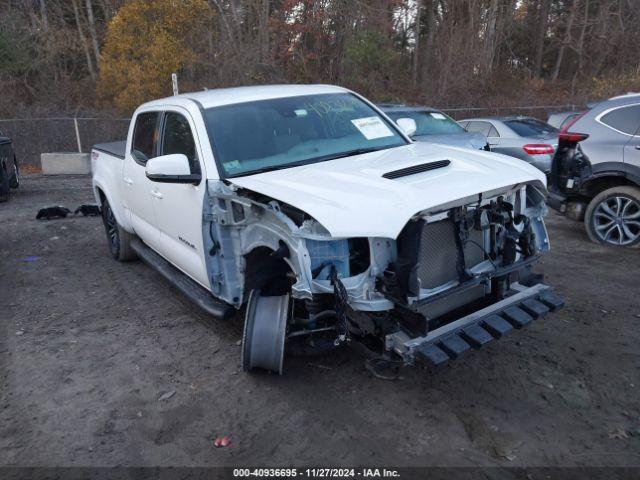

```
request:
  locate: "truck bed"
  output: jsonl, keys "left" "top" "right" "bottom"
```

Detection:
{"left": 93, "top": 141, "right": 126, "bottom": 159}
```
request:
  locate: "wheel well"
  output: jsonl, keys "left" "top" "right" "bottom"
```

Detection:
{"left": 96, "top": 187, "right": 106, "bottom": 205}
{"left": 583, "top": 175, "right": 636, "bottom": 199}
{"left": 244, "top": 246, "right": 294, "bottom": 297}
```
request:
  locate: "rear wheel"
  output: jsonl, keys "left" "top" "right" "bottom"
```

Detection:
{"left": 9, "top": 157, "right": 19, "bottom": 188}
{"left": 101, "top": 198, "right": 137, "bottom": 261}
{"left": 585, "top": 186, "right": 640, "bottom": 247}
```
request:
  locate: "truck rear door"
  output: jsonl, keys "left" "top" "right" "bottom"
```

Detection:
{"left": 123, "top": 111, "right": 162, "bottom": 250}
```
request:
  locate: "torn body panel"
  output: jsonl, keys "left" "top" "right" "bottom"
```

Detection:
{"left": 202, "top": 176, "right": 552, "bottom": 363}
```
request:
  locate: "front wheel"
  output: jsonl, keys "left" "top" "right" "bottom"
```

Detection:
{"left": 241, "top": 290, "right": 289, "bottom": 375}
{"left": 585, "top": 186, "right": 640, "bottom": 247}
{"left": 101, "top": 198, "right": 137, "bottom": 261}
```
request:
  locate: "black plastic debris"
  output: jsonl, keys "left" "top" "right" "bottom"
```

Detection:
{"left": 75, "top": 204, "right": 101, "bottom": 216}
{"left": 36, "top": 206, "right": 71, "bottom": 220}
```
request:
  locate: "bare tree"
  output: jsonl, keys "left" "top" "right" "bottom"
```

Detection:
{"left": 85, "top": 0, "right": 101, "bottom": 68}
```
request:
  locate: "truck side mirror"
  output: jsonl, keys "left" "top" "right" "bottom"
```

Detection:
{"left": 145, "top": 154, "right": 201, "bottom": 184}
{"left": 396, "top": 118, "right": 417, "bottom": 137}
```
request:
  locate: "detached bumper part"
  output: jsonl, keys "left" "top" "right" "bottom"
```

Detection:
{"left": 461, "top": 324, "right": 494, "bottom": 348}
{"left": 502, "top": 306, "right": 533, "bottom": 328}
{"left": 400, "top": 283, "right": 564, "bottom": 368}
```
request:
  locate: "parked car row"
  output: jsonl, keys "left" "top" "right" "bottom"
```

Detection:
{"left": 381, "top": 94, "right": 640, "bottom": 247}
{"left": 460, "top": 116, "right": 558, "bottom": 174}
{"left": 379, "top": 105, "right": 560, "bottom": 174}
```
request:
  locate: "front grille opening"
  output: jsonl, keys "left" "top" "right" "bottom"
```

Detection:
{"left": 383, "top": 160, "right": 450, "bottom": 179}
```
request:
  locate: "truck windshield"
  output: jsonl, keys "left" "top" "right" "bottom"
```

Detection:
{"left": 204, "top": 93, "right": 407, "bottom": 177}
{"left": 386, "top": 110, "right": 465, "bottom": 136}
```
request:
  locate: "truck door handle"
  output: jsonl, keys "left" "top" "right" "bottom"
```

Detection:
{"left": 150, "top": 190, "right": 163, "bottom": 199}
{"left": 635, "top": 145, "right": 640, "bottom": 150}
{"left": 123, "top": 177, "right": 134, "bottom": 185}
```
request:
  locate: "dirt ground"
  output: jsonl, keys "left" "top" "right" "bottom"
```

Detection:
{"left": 1, "top": 174, "right": 639, "bottom": 470}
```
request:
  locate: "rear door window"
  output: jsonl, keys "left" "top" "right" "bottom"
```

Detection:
{"left": 131, "top": 112, "right": 160, "bottom": 164}
{"left": 599, "top": 105, "right": 640, "bottom": 135}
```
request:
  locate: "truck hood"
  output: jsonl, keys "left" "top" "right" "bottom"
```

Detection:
{"left": 230, "top": 142, "right": 546, "bottom": 238}
{"left": 412, "top": 132, "right": 487, "bottom": 150}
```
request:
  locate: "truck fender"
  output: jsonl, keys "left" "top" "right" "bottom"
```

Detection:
{"left": 92, "top": 180, "right": 134, "bottom": 234}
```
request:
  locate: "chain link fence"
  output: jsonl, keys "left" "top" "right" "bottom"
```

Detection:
{"left": 0, "top": 104, "right": 580, "bottom": 168}
{"left": 0, "top": 117, "right": 130, "bottom": 168}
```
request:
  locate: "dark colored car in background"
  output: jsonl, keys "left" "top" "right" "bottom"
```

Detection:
{"left": 548, "top": 93, "right": 640, "bottom": 247}
{"left": 0, "top": 128, "right": 19, "bottom": 202}
{"left": 380, "top": 105, "right": 489, "bottom": 150}
{"left": 459, "top": 116, "right": 558, "bottom": 173}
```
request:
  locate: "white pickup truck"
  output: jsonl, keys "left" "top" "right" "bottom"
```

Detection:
{"left": 92, "top": 84, "right": 563, "bottom": 375}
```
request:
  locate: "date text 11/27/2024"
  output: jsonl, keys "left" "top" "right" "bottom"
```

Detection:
{"left": 233, "top": 468, "right": 401, "bottom": 478}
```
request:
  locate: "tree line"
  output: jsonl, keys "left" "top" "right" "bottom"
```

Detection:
{"left": 0, "top": 0, "right": 638, "bottom": 115}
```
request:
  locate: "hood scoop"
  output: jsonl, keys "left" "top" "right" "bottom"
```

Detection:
{"left": 382, "top": 160, "right": 451, "bottom": 179}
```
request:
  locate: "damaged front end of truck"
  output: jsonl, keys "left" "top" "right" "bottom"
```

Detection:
{"left": 202, "top": 177, "right": 563, "bottom": 375}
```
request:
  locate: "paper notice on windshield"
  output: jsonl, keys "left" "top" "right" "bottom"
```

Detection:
{"left": 351, "top": 116, "right": 394, "bottom": 140}
{"left": 430, "top": 112, "right": 446, "bottom": 120}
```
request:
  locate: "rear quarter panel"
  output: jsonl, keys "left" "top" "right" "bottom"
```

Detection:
{"left": 91, "top": 149, "right": 133, "bottom": 232}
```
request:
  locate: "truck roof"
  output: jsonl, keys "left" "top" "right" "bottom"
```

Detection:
{"left": 141, "top": 84, "right": 349, "bottom": 110}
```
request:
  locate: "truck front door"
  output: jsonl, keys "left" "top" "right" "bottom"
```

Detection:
{"left": 151, "top": 110, "right": 209, "bottom": 288}
{"left": 123, "top": 111, "right": 161, "bottom": 250}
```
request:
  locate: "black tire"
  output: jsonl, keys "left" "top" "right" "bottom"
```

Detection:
{"left": 585, "top": 186, "right": 640, "bottom": 247}
{"left": 9, "top": 157, "right": 19, "bottom": 189}
{"left": 101, "top": 198, "right": 137, "bottom": 261}
{"left": 0, "top": 161, "right": 10, "bottom": 203}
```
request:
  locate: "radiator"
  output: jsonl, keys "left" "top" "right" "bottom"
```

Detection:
{"left": 416, "top": 218, "right": 485, "bottom": 290}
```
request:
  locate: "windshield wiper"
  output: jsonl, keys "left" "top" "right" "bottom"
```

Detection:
{"left": 319, "top": 146, "right": 385, "bottom": 161}
{"left": 238, "top": 163, "right": 299, "bottom": 176}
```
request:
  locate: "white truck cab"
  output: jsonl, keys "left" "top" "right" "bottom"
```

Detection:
{"left": 92, "top": 84, "right": 563, "bottom": 375}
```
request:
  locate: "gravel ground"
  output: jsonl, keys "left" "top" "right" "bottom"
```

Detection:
{"left": 1, "top": 174, "right": 639, "bottom": 469}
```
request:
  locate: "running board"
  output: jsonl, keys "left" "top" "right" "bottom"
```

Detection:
{"left": 131, "top": 239, "right": 236, "bottom": 320}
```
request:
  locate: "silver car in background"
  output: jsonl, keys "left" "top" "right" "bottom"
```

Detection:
{"left": 380, "top": 105, "right": 489, "bottom": 150}
{"left": 459, "top": 117, "right": 558, "bottom": 173}
{"left": 548, "top": 111, "right": 585, "bottom": 130}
